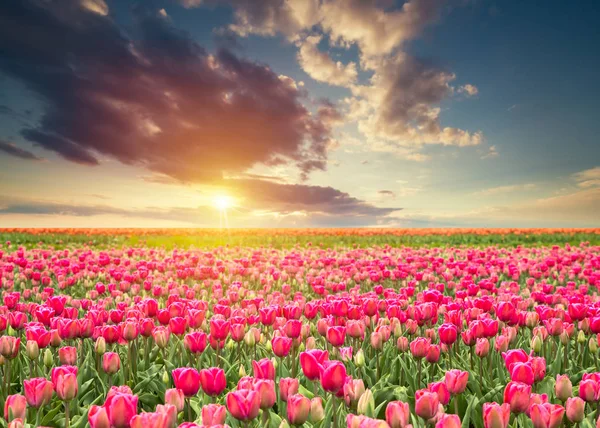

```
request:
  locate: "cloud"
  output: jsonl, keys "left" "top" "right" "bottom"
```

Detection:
{"left": 572, "top": 166, "right": 600, "bottom": 188}
{"left": 377, "top": 190, "right": 396, "bottom": 198}
{"left": 0, "top": 0, "right": 338, "bottom": 182}
{"left": 471, "top": 183, "right": 536, "bottom": 196}
{"left": 191, "top": 0, "right": 481, "bottom": 158}
{"left": 481, "top": 145, "right": 498, "bottom": 159}
{"left": 0, "top": 181, "right": 401, "bottom": 225}
{"left": 0, "top": 139, "right": 43, "bottom": 161}
{"left": 297, "top": 35, "right": 357, "bottom": 87}
{"left": 350, "top": 54, "right": 483, "bottom": 148}
{"left": 458, "top": 84, "right": 478, "bottom": 96}
{"left": 223, "top": 179, "right": 401, "bottom": 217}
{"left": 205, "top": 0, "right": 443, "bottom": 58}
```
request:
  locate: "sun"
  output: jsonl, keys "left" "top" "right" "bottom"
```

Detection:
{"left": 213, "top": 195, "right": 233, "bottom": 211}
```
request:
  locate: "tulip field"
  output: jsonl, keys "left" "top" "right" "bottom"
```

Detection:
{"left": 1, "top": 229, "right": 600, "bottom": 428}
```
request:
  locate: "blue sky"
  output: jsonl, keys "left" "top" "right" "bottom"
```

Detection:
{"left": 0, "top": 0, "right": 598, "bottom": 227}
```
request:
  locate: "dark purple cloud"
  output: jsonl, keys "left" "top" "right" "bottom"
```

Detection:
{"left": 0, "top": 0, "right": 336, "bottom": 179}
{"left": 0, "top": 139, "right": 42, "bottom": 161}
{"left": 0, "top": 0, "right": 399, "bottom": 222}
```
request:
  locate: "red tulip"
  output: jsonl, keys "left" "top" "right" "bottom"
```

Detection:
{"left": 502, "top": 349, "right": 529, "bottom": 371}
{"left": 503, "top": 381, "right": 531, "bottom": 414}
{"left": 272, "top": 336, "right": 292, "bottom": 357}
{"left": 88, "top": 404, "right": 110, "bottom": 428}
{"left": 482, "top": 402, "right": 510, "bottom": 428}
{"left": 344, "top": 379, "right": 366, "bottom": 408}
{"left": 284, "top": 319, "right": 302, "bottom": 339}
{"left": 279, "top": 377, "right": 299, "bottom": 402}
{"left": 105, "top": 390, "right": 139, "bottom": 428}
{"left": 253, "top": 378, "right": 276, "bottom": 409}
{"left": 300, "top": 349, "right": 329, "bottom": 380}
{"left": 410, "top": 337, "right": 431, "bottom": 359}
{"left": 579, "top": 379, "right": 599, "bottom": 402}
{"left": 436, "top": 414, "right": 461, "bottom": 428}
{"left": 226, "top": 389, "right": 260, "bottom": 421}
{"left": 385, "top": 401, "right": 410, "bottom": 428}
{"left": 0, "top": 336, "right": 20, "bottom": 359}
{"left": 425, "top": 344, "right": 440, "bottom": 364}
{"left": 165, "top": 388, "right": 185, "bottom": 412}
{"left": 320, "top": 360, "right": 347, "bottom": 393}
{"left": 172, "top": 368, "right": 201, "bottom": 397}
{"left": 438, "top": 323, "right": 458, "bottom": 345}
{"left": 102, "top": 352, "right": 121, "bottom": 375}
{"left": 198, "top": 367, "right": 226, "bottom": 396}
{"left": 201, "top": 404, "right": 227, "bottom": 426}
{"left": 476, "top": 338, "right": 490, "bottom": 357}
{"left": 54, "top": 371, "right": 78, "bottom": 401}
{"left": 23, "top": 377, "right": 53, "bottom": 408}
{"left": 428, "top": 381, "right": 450, "bottom": 406}
{"left": 529, "top": 402, "right": 564, "bottom": 428}
{"left": 152, "top": 326, "right": 170, "bottom": 348}
{"left": 287, "top": 394, "right": 311, "bottom": 425}
{"left": 51, "top": 365, "right": 78, "bottom": 386}
{"left": 4, "top": 394, "right": 26, "bottom": 421}
{"left": 168, "top": 317, "right": 187, "bottom": 336}
{"left": 414, "top": 389, "right": 439, "bottom": 420}
{"left": 210, "top": 319, "right": 230, "bottom": 341}
{"left": 252, "top": 358, "right": 275, "bottom": 380}
{"left": 510, "top": 362, "right": 534, "bottom": 385}
{"left": 184, "top": 332, "right": 207, "bottom": 354}
{"left": 326, "top": 326, "right": 346, "bottom": 347}
{"left": 566, "top": 397, "right": 585, "bottom": 423}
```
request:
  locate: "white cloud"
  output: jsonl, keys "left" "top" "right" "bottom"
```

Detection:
{"left": 481, "top": 145, "right": 498, "bottom": 159}
{"left": 196, "top": 0, "right": 482, "bottom": 160}
{"left": 471, "top": 183, "right": 537, "bottom": 197}
{"left": 458, "top": 84, "right": 478, "bottom": 96}
{"left": 80, "top": 0, "right": 108, "bottom": 15}
{"left": 573, "top": 166, "right": 600, "bottom": 188}
{"left": 297, "top": 36, "right": 357, "bottom": 87}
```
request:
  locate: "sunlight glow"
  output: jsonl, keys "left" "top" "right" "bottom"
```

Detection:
{"left": 213, "top": 195, "right": 233, "bottom": 211}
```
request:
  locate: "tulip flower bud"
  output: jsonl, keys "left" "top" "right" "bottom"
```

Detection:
{"left": 279, "top": 421, "right": 290, "bottom": 428}
{"left": 272, "top": 357, "right": 279, "bottom": 370}
{"left": 560, "top": 331, "right": 570, "bottom": 346}
{"left": 43, "top": 348, "right": 53, "bottom": 368}
{"left": 244, "top": 331, "right": 255, "bottom": 347}
{"left": 265, "top": 338, "right": 272, "bottom": 351}
{"left": 531, "top": 335, "right": 542, "bottom": 354}
{"left": 566, "top": 397, "right": 585, "bottom": 423}
{"left": 590, "top": 337, "right": 598, "bottom": 354}
{"left": 309, "top": 397, "right": 325, "bottom": 423}
{"left": 305, "top": 337, "right": 316, "bottom": 350}
{"left": 357, "top": 389, "right": 375, "bottom": 416}
{"left": 577, "top": 330, "right": 586, "bottom": 344}
{"left": 555, "top": 375, "right": 572, "bottom": 402}
{"left": 287, "top": 394, "right": 311, "bottom": 426}
{"left": 95, "top": 337, "right": 106, "bottom": 355}
{"left": 239, "top": 364, "right": 247, "bottom": 378}
{"left": 354, "top": 349, "right": 365, "bottom": 367}
{"left": 26, "top": 340, "right": 39, "bottom": 360}
{"left": 165, "top": 388, "right": 185, "bottom": 413}
{"left": 102, "top": 352, "right": 121, "bottom": 375}
{"left": 226, "top": 339, "right": 234, "bottom": 350}
{"left": 162, "top": 370, "right": 170, "bottom": 385}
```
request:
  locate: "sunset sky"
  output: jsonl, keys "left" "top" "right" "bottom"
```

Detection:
{"left": 0, "top": 0, "right": 598, "bottom": 228}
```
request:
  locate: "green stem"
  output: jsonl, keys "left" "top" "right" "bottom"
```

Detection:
{"left": 262, "top": 409, "right": 270, "bottom": 428}
{"left": 187, "top": 398, "right": 193, "bottom": 422}
{"left": 65, "top": 401, "right": 70, "bottom": 428}
{"left": 417, "top": 358, "right": 422, "bottom": 388}
{"left": 332, "top": 395, "right": 338, "bottom": 428}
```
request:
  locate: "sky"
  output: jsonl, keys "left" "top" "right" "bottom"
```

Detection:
{"left": 0, "top": 0, "right": 599, "bottom": 228}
